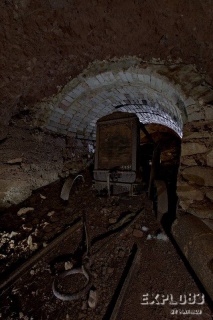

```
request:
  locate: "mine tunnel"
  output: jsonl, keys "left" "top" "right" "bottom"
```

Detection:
{"left": 0, "top": 1, "right": 213, "bottom": 320}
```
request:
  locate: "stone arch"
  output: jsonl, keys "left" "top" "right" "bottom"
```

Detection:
{"left": 42, "top": 68, "right": 188, "bottom": 139}
{"left": 33, "top": 58, "right": 213, "bottom": 224}
{"left": 35, "top": 59, "right": 209, "bottom": 140}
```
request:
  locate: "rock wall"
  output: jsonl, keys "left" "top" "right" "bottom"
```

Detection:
{"left": 177, "top": 115, "right": 213, "bottom": 225}
{"left": 1, "top": 0, "right": 213, "bottom": 125}
{"left": 0, "top": 124, "right": 94, "bottom": 209}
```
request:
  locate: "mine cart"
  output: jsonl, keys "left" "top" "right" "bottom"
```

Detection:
{"left": 93, "top": 112, "right": 143, "bottom": 195}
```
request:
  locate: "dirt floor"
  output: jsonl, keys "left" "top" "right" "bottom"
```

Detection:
{"left": 0, "top": 171, "right": 212, "bottom": 319}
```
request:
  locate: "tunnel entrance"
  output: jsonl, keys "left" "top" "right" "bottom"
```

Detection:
{"left": 139, "top": 123, "right": 181, "bottom": 231}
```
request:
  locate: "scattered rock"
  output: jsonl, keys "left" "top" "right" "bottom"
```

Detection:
{"left": 156, "top": 232, "right": 168, "bottom": 241}
{"left": 146, "top": 234, "right": 153, "bottom": 240}
{"left": 47, "top": 211, "right": 55, "bottom": 217}
{"left": 88, "top": 289, "right": 98, "bottom": 309}
{"left": 132, "top": 229, "right": 144, "bottom": 238}
{"left": 27, "top": 235, "right": 38, "bottom": 251}
{"left": 17, "top": 207, "right": 34, "bottom": 216}
{"left": 64, "top": 261, "right": 73, "bottom": 270}
{"left": 22, "top": 224, "right": 33, "bottom": 232}
{"left": 40, "top": 194, "right": 46, "bottom": 199}
{"left": 9, "top": 242, "right": 14, "bottom": 249}
{"left": 33, "top": 228, "right": 39, "bottom": 237}
{"left": 142, "top": 226, "right": 149, "bottom": 232}
{"left": 6, "top": 158, "right": 23, "bottom": 164}
{"left": 9, "top": 231, "right": 19, "bottom": 238}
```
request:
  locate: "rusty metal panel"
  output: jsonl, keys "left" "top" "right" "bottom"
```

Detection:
{"left": 94, "top": 112, "right": 142, "bottom": 195}
{"left": 98, "top": 121, "right": 133, "bottom": 169}
{"left": 95, "top": 112, "right": 139, "bottom": 171}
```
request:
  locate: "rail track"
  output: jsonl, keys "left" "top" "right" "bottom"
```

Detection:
{"left": 0, "top": 180, "right": 212, "bottom": 320}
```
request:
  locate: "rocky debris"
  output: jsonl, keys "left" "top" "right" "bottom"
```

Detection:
{"left": 88, "top": 288, "right": 98, "bottom": 309}
{"left": 156, "top": 232, "right": 168, "bottom": 241}
{"left": 22, "top": 224, "right": 33, "bottom": 232}
{"left": 6, "top": 158, "right": 23, "bottom": 164}
{"left": 141, "top": 226, "right": 149, "bottom": 232}
{"left": 27, "top": 235, "right": 38, "bottom": 251}
{"left": 132, "top": 229, "right": 144, "bottom": 238}
{"left": 0, "top": 231, "right": 19, "bottom": 258}
{"left": 17, "top": 207, "right": 34, "bottom": 216}
{"left": 146, "top": 231, "right": 168, "bottom": 241}
{"left": 0, "top": 253, "right": 6, "bottom": 259}
{"left": 9, "top": 231, "right": 19, "bottom": 238}
{"left": 47, "top": 211, "right": 55, "bottom": 217}
{"left": 64, "top": 261, "right": 73, "bottom": 270}
{"left": 146, "top": 234, "right": 153, "bottom": 240}
{"left": 19, "top": 312, "right": 29, "bottom": 320}
{"left": 1, "top": 176, "right": 211, "bottom": 319}
{"left": 40, "top": 194, "right": 46, "bottom": 199}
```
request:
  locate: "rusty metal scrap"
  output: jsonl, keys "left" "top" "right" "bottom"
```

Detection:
{"left": 60, "top": 174, "right": 84, "bottom": 201}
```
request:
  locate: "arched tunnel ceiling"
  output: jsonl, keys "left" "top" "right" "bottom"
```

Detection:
{"left": 40, "top": 67, "right": 193, "bottom": 140}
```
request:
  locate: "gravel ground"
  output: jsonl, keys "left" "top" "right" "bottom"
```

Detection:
{"left": 0, "top": 171, "right": 212, "bottom": 319}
